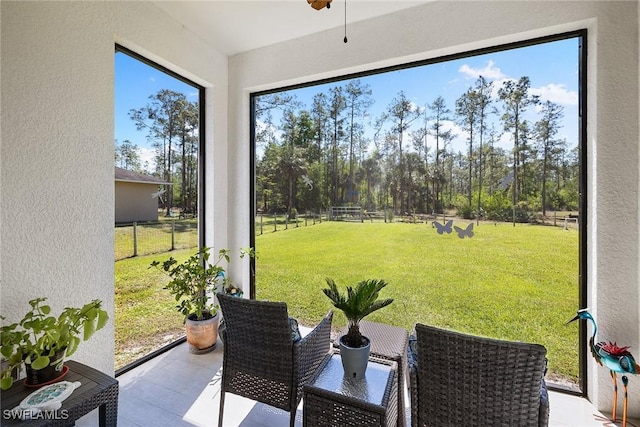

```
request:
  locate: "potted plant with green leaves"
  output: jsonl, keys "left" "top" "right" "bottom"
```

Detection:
{"left": 220, "top": 246, "right": 256, "bottom": 299}
{"left": 322, "top": 278, "right": 393, "bottom": 379}
{"left": 0, "top": 297, "right": 108, "bottom": 390}
{"left": 151, "top": 246, "right": 254, "bottom": 354}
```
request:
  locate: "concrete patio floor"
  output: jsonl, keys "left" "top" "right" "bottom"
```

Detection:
{"left": 75, "top": 340, "right": 635, "bottom": 426}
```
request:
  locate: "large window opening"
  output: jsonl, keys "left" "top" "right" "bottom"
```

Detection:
{"left": 251, "top": 32, "right": 586, "bottom": 392}
{"left": 114, "top": 46, "right": 205, "bottom": 372}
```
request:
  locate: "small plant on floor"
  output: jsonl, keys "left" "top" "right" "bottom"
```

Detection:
{"left": 322, "top": 278, "right": 393, "bottom": 348}
{"left": 222, "top": 247, "right": 256, "bottom": 297}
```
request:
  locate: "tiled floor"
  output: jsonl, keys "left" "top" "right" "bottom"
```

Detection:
{"left": 76, "top": 341, "right": 635, "bottom": 426}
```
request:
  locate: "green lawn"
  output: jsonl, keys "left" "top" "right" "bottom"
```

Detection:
{"left": 114, "top": 250, "right": 191, "bottom": 369}
{"left": 115, "top": 219, "right": 580, "bottom": 384}
{"left": 255, "top": 221, "right": 579, "bottom": 384}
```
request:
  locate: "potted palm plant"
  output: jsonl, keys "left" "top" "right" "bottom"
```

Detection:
{"left": 0, "top": 297, "right": 108, "bottom": 390}
{"left": 322, "top": 278, "right": 393, "bottom": 379}
{"left": 151, "top": 246, "right": 254, "bottom": 354}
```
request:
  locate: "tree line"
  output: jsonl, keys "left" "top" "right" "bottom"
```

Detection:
{"left": 115, "top": 89, "right": 199, "bottom": 216}
{"left": 255, "top": 75, "right": 579, "bottom": 222}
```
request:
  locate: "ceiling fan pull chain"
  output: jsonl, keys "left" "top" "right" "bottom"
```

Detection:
{"left": 344, "top": 0, "right": 348, "bottom": 43}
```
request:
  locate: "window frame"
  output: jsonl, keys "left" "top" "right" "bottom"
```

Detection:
{"left": 114, "top": 44, "right": 207, "bottom": 375}
{"left": 249, "top": 29, "right": 587, "bottom": 395}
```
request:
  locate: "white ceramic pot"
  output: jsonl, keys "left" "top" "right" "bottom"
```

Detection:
{"left": 338, "top": 335, "right": 371, "bottom": 379}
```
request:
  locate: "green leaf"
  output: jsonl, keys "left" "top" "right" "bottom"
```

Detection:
{"left": 66, "top": 336, "right": 80, "bottom": 357}
{"left": 83, "top": 319, "right": 95, "bottom": 341}
{"left": 1, "top": 375, "right": 13, "bottom": 390}
{"left": 97, "top": 310, "right": 109, "bottom": 330}
{"left": 31, "top": 355, "right": 50, "bottom": 370}
{"left": 1, "top": 345, "right": 13, "bottom": 358}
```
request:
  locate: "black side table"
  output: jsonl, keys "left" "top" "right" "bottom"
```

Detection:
{"left": 334, "top": 320, "right": 409, "bottom": 427}
{"left": 303, "top": 354, "right": 398, "bottom": 427}
{"left": 1, "top": 360, "right": 118, "bottom": 426}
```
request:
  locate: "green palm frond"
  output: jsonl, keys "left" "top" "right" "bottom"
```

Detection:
{"left": 323, "top": 277, "right": 393, "bottom": 326}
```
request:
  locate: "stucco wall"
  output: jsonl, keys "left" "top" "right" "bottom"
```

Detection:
{"left": 228, "top": 0, "right": 639, "bottom": 415}
{"left": 0, "top": 0, "right": 227, "bottom": 381}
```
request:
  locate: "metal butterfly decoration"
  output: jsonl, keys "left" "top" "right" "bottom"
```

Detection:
{"left": 454, "top": 223, "right": 474, "bottom": 239}
{"left": 432, "top": 220, "right": 453, "bottom": 235}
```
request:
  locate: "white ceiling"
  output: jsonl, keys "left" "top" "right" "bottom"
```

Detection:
{"left": 152, "top": 0, "right": 430, "bottom": 56}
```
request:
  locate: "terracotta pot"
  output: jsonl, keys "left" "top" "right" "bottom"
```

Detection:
{"left": 339, "top": 335, "right": 371, "bottom": 379}
{"left": 185, "top": 311, "right": 219, "bottom": 354}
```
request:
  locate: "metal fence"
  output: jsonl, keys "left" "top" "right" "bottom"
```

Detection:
{"left": 255, "top": 212, "right": 327, "bottom": 236}
{"left": 115, "top": 220, "right": 198, "bottom": 261}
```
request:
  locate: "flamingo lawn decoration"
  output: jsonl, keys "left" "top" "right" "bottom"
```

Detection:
{"left": 568, "top": 309, "right": 639, "bottom": 427}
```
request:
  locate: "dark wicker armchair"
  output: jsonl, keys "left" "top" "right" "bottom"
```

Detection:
{"left": 408, "top": 323, "right": 549, "bottom": 427}
{"left": 216, "top": 293, "right": 333, "bottom": 427}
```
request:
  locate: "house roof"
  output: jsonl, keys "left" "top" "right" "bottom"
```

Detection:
{"left": 115, "top": 167, "right": 172, "bottom": 185}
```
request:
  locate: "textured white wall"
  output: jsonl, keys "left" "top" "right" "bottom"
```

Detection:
{"left": 228, "top": 0, "right": 639, "bottom": 415}
{"left": 0, "top": 1, "right": 227, "bottom": 377}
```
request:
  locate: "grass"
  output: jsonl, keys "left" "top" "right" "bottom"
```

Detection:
{"left": 114, "top": 249, "right": 191, "bottom": 369}
{"left": 114, "top": 218, "right": 579, "bottom": 384}
{"left": 255, "top": 221, "right": 579, "bottom": 384}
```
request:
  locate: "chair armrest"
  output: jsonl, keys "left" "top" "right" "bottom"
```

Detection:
{"left": 294, "top": 311, "right": 333, "bottom": 393}
{"left": 539, "top": 378, "right": 549, "bottom": 427}
{"left": 407, "top": 334, "right": 418, "bottom": 427}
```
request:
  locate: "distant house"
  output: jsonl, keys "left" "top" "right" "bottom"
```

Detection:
{"left": 115, "top": 167, "right": 171, "bottom": 223}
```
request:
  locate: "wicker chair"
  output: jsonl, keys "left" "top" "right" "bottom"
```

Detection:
{"left": 408, "top": 323, "right": 549, "bottom": 427}
{"left": 216, "top": 293, "right": 333, "bottom": 427}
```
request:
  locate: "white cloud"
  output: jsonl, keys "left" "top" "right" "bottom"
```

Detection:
{"left": 458, "top": 60, "right": 507, "bottom": 81}
{"left": 497, "top": 132, "right": 513, "bottom": 150}
{"left": 409, "top": 101, "right": 422, "bottom": 113}
{"left": 530, "top": 83, "right": 578, "bottom": 106}
{"left": 138, "top": 147, "right": 156, "bottom": 172}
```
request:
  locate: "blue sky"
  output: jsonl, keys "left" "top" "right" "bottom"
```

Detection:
{"left": 115, "top": 52, "right": 199, "bottom": 169}
{"left": 115, "top": 36, "right": 579, "bottom": 170}
{"left": 268, "top": 37, "right": 579, "bottom": 155}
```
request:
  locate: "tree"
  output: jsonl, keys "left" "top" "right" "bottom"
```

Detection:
{"left": 310, "top": 93, "right": 329, "bottom": 164}
{"left": 254, "top": 92, "right": 301, "bottom": 155}
{"left": 176, "top": 99, "right": 199, "bottom": 213}
{"left": 535, "top": 101, "right": 564, "bottom": 215}
{"left": 428, "top": 96, "right": 454, "bottom": 213}
{"left": 327, "top": 87, "right": 346, "bottom": 205}
{"left": 456, "top": 88, "right": 478, "bottom": 209}
{"left": 498, "top": 77, "right": 539, "bottom": 224}
{"left": 278, "top": 145, "right": 308, "bottom": 215}
{"left": 344, "top": 80, "right": 373, "bottom": 182}
{"left": 130, "top": 89, "right": 193, "bottom": 215}
{"left": 411, "top": 126, "right": 430, "bottom": 211}
{"left": 380, "top": 91, "right": 422, "bottom": 213}
{"left": 115, "top": 139, "right": 142, "bottom": 171}
{"left": 361, "top": 153, "right": 382, "bottom": 210}
{"left": 472, "top": 77, "right": 493, "bottom": 222}
{"left": 456, "top": 76, "right": 493, "bottom": 221}
{"left": 252, "top": 71, "right": 578, "bottom": 223}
